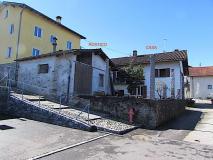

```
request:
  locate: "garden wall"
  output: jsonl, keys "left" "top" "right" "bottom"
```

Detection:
{"left": 90, "top": 97, "right": 186, "bottom": 129}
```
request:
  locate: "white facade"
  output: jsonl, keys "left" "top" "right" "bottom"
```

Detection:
{"left": 114, "top": 61, "right": 184, "bottom": 99}
{"left": 144, "top": 61, "right": 183, "bottom": 99}
{"left": 190, "top": 76, "right": 213, "bottom": 99}
{"left": 18, "top": 52, "right": 111, "bottom": 98}
{"left": 92, "top": 54, "right": 107, "bottom": 94}
{"left": 114, "top": 84, "right": 129, "bottom": 95}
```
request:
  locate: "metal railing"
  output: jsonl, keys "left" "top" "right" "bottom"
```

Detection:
{"left": 1, "top": 76, "right": 91, "bottom": 123}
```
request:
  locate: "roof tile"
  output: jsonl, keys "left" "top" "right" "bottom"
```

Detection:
{"left": 189, "top": 66, "right": 213, "bottom": 77}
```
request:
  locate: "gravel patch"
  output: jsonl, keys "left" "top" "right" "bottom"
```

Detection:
{"left": 15, "top": 95, "right": 138, "bottom": 134}
{"left": 89, "top": 118, "right": 136, "bottom": 132}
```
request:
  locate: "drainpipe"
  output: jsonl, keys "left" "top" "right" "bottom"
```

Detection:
{"left": 15, "top": 6, "right": 25, "bottom": 85}
{"left": 179, "top": 61, "right": 184, "bottom": 99}
{"left": 149, "top": 54, "right": 155, "bottom": 99}
{"left": 66, "top": 59, "right": 72, "bottom": 104}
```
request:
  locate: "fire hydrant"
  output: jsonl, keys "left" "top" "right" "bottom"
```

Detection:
{"left": 128, "top": 108, "right": 135, "bottom": 124}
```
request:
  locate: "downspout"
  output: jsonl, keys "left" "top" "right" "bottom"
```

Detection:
{"left": 179, "top": 61, "right": 184, "bottom": 99}
{"left": 66, "top": 59, "right": 72, "bottom": 104}
{"left": 15, "top": 6, "right": 25, "bottom": 84}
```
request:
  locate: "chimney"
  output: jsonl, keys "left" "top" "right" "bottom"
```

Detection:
{"left": 52, "top": 37, "right": 57, "bottom": 52}
{"left": 56, "top": 16, "right": 62, "bottom": 23}
{"left": 133, "top": 50, "right": 137, "bottom": 57}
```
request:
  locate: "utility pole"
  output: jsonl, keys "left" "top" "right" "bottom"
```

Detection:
{"left": 163, "top": 39, "right": 167, "bottom": 52}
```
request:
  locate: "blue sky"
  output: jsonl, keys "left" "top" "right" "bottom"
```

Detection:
{"left": 12, "top": 0, "right": 213, "bottom": 66}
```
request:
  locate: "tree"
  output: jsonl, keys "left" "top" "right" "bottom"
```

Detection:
{"left": 121, "top": 57, "right": 144, "bottom": 94}
{"left": 155, "top": 80, "right": 169, "bottom": 99}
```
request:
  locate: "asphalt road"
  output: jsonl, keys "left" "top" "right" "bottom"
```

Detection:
{"left": 0, "top": 117, "right": 105, "bottom": 160}
{"left": 40, "top": 131, "right": 213, "bottom": 160}
{"left": 1, "top": 101, "right": 213, "bottom": 160}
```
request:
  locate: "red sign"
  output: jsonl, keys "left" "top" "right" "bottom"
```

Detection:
{"left": 145, "top": 45, "right": 158, "bottom": 50}
{"left": 88, "top": 42, "right": 108, "bottom": 47}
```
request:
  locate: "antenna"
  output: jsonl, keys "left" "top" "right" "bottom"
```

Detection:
{"left": 163, "top": 39, "right": 167, "bottom": 52}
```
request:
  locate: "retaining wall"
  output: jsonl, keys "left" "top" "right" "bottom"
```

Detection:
{"left": 3, "top": 96, "right": 95, "bottom": 131}
{"left": 0, "top": 88, "right": 8, "bottom": 113}
{"left": 90, "top": 97, "right": 186, "bottom": 129}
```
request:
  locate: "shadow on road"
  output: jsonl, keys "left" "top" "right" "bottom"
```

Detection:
{"left": 0, "top": 114, "right": 16, "bottom": 120}
{"left": 157, "top": 109, "right": 202, "bottom": 131}
{"left": 193, "top": 103, "right": 213, "bottom": 109}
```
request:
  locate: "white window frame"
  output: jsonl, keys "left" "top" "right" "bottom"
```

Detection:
{"left": 208, "top": 85, "right": 212, "bottom": 90}
{"left": 9, "top": 24, "right": 14, "bottom": 34}
{"left": 4, "top": 10, "right": 8, "bottom": 19}
{"left": 34, "top": 26, "right": 42, "bottom": 38}
{"left": 50, "top": 35, "right": 56, "bottom": 44}
{"left": 6, "top": 47, "right": 12, "bottom": 58}
{"left": 67, "top": 41, "right": 72, "bottom": 50}
{"left": 99, "top": 73, "right": 104, "bottom": 88}
{"left": 32, "top": 48, "right": 40, "bottom": 56}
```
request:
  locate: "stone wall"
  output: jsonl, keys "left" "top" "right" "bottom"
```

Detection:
{"left": 90, "top": 97, "right": 186, "bottom": 129}
{"left": 3, "top": 96, "right": 95, "bottom": 131}
{"left": 0, "top": 87, "right": 8, "bottom": 113}
{"left": 0, "top": 63, "right": 16, "bottom": 82}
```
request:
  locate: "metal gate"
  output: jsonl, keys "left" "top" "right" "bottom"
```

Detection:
{"left": 74, "top": 61, "right": 93, "bottom": 95}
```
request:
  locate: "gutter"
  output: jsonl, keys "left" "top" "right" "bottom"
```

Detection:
{"left": 66, "top": 60, "right": 72, "bottom": 103}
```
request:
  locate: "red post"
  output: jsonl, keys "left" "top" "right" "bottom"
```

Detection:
{"left": 128, "top": 108, "right": 135, "bottom": 124}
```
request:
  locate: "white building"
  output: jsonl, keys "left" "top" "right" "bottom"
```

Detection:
{"left": 112, "top": 50, "right": 188, "bottom": 99}
{"left": 16, "top": 49, "right": 112, "bottom": 100}
{"left": 188, "top": 66, "right": 213, "bottom": 99}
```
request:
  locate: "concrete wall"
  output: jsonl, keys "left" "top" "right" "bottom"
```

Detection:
{"left": 18, "top": 56, "right": 57, "bottom": 97}
{"left": 17, "top": 53, "right": 110, "bottom": 99}
{"left": 190, "top": 76, "right": 213, "bottom": 99}
{"left": 92, "top": 54, "right": 107, "bottom": 94}
{"left": 144, "top": 61, "right": 182, "bottom": 99}
{"left": 90, "top": 96, "right": 186, "bottom": 129}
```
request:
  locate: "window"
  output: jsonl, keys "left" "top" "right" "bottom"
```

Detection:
{"left": 99, "top": 74, "right": 104, "bottom": 87}
{"left": 155, "top": 68, "right": 170, "bottom": 77}
{"left": 6, "top": 47, "right": 12, "bottom": 58}
{"left": 67, "top": 41, "right": 72, "bottom": 50}
{"left": 9, "top": 24, "right": 14, "bottom": 34}
{"left": 4, "top": 10, "right": 8, "bottom": 19}
{"left": 34, "top": 26, "right": 42, "bottom": 38}
{"left": 32, "top": 48, "right": 40, "bottom": 56}
{"left": 50, "top": 35, "right": 57, "bottom": 44}
{"left": 208, "top": 85, "right": 212, "bottom": 90}
{"left": 38, "top": 64, "right": 49, "bottom": 74}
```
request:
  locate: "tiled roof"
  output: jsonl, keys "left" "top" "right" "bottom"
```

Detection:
{"left": 111, "top": 50, "right": 188, "bottom": 66}
{"left": 16, "top": 49, "right": 113, "bottom": 66}
{"left": 2, "top": 1, "right": 86, "bottom": 39}
{"left": 189, "top": 66, "right": 213, "bottom": 77}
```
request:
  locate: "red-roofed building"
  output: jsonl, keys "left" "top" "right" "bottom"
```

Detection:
{"left": 112, "top": 49, "right": 189, "bottom": 99}
{"left": 188, "top": 66, "right": 213, "bottom": 99}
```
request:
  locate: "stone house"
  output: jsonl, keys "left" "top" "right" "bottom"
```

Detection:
{"left": 188, "top": 66, "right": 213, "bottom": 99}
{"left": 16, "top": 49, "right": 113, "bottom": 100}
{"left": 111, "top": 50, "right": 189, "bottom": 99}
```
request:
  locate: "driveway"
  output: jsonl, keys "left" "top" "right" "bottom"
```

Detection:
{"left": 184, "top": 101, "right": 213, "bottom": 145}
{"left": 0, "top": 117, "right": 105, "bottom": 160}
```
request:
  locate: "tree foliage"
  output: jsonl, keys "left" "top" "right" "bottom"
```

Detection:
{"left": 123, "top": 64, "right": 144, "bottom": 81}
